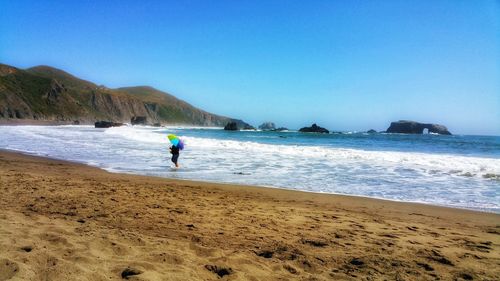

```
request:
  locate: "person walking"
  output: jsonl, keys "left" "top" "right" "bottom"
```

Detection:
{"left": 167, "top": 134, "right": 184, "bottom": 168}
{"left": 170, "top": 143, "right": 180, "bottom": 168}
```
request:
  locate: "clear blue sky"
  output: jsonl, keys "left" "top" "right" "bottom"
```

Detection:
{"left": 1, "top": 0, "right": 498, "bottom": 135}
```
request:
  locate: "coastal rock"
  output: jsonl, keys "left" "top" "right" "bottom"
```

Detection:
{"left": 258, "top": 122, "right": 276, "bottom": 130}
{"left": 386, "top": 120, "right": 451, "bottom": 135}
{"left": 367, "top": 129, "right": 377, "bottom": 134}
{"left": 131, "top": 116, "right": 147, "bottom": 125}
{"left": 224, "top": 121, "right": 255, "bottom": 130}
{"left": 224, "top": 122, "right": 238, "bottom": 131}
{"left": 259, "top": 122, "right": 288, "bottom": 131}
{"left": 94, "top": 121, "right": 124, "bottom": 128}
{"left": 299, "top": 123, "right": 329, "bottom": 134}
{"left": 243, "top": 124, "right": 256, "bottom": 130}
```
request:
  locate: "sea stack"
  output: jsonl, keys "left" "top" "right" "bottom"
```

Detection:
{"left": 94, "top": 121, "right": 124, "bottom": 128}
{"left": 299, "top": 123, "right": 329, "bottom": 134}
{"left": 224, "top": 122, "right": 238, "bottom": 131}
{"left": 386, "top": 120, "right": 451, "bottom": 135}
{"left": 258, "top": 122, "right": 276, "bottom": 131}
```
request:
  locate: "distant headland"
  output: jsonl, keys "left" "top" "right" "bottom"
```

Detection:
{"left": 0, "top": 63, "right": 250, "bottom": 127}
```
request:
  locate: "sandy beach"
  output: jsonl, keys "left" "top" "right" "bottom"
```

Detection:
{"left": 0, "top": 150, "right": 498, "bottom": 280}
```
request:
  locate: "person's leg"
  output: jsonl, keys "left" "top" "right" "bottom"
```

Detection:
{"left": 171, "top": 154, "right": 176, "bottom": 166}
{"left": 172, "top": 154, "right": 179, "bottom": 168}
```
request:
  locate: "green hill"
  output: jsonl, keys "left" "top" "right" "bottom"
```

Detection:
{"left": 0, "top": 63, "right": 248, "bottom": 127}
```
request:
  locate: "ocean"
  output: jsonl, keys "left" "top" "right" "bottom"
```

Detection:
{"left": 0, "top": 125, "right": 498, "bottom": 212}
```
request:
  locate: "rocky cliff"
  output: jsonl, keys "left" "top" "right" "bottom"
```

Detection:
{"left": 0, "top": 63, "right": 250, "bottom": 127}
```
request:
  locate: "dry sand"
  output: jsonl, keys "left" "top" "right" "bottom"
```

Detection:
{"left": 0, "top": 150, "right": 498, "bottom": 280}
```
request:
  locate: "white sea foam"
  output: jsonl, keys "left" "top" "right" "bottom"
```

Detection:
{"left": 0, "top": 125, "right": 498, "bottom": 212}
{"left": 162, "top": 125, "right": 223, "bottom": 130}
{"left": 105, "top": 127, "right": 499, "bottom": 178}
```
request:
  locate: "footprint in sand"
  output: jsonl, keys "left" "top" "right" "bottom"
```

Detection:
{"left": 121, "top": 267, "right": 143, "bottom": 279}
{"left": 38, "top": 232, "right": 72, "bottom": 247}
{"left": 205, "top": 265, "right": 232, "bottom": 278}
{"left": 20, "top": 246, "right": 33, "bottom": 252}
{"left": 150, "top": 252, "right": 184, "bottom": 265}
{"left": 0, "top": 258, "right": 19, "bottom": 280}
{"left": 283, "top": 264, "right": 298, "bottom": 274}
{"left": 189, "top": 243, "right": 219, "bottom": 257}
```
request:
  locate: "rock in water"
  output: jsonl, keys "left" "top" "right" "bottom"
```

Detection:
{"left": 224, "top": 121, "right": 255, "bottom": 130}
{"left": 258, "top": 122, "right": 276, "bottom": 130}
{"left": 131, "top": 116, "right": 147, "bottom": 125}
{"left": 94, "top": 121, "right": 124, "bottom": 128}
{"left": 243, "top": 124, "right": 256, "bottom": 130}
{"left": 299, "top": 123, "right": 329, "bottom": 134}
{"left": 427, "top": 124, "right": 451, "bottom": 135}
{"left": 224, "top": 122, "right": 238, "bottom": 131}
{"left": 367, "top": 129, "right": 377, "bottom": 134}
{"left": 386, "top": 120, "right": 451, "bottom": 135}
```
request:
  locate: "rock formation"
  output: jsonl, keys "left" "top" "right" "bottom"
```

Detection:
{"left": 131, "top": 116, "right": 147, "bottom": 125}
{"left": 243, "top": 124, "right": 256, "bottom": 130}
{"left": 224, "top": 122, "right": 238, "bottom": 131}
{"left": 224, "top": 121, "right": 255, "bottom": 131}
{"left": 299, "top": 123, "right": 329, "bottom": 134}
{"left": 386, "top": 120, "right": 451, "bottom": 135}
{"left": 258, "top": 122, "right": 288, "bottom": 131}
{"left": 94, "top": 121, "right": 124, "bottom": 128}
{"left": 258, "top": 122, "right": 276, "bottom": 130}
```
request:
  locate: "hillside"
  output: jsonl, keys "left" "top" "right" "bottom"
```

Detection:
{"left": 0, "top": 63, "right": 248, "bottom": 126}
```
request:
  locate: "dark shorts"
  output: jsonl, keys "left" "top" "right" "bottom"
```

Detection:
{"left": 171, "top": 154, "right": 179, "bottom": 164}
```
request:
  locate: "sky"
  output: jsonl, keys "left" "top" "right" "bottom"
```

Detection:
{"left": 0, "top": 0, "right": 498, "bottom": 135}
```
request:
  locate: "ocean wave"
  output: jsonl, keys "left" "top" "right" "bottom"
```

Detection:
{"left": 187, "top": 138, "right": 499, "bottom": 177}
{"left": 100, "top": 126, "right": 500, "bottom": 179}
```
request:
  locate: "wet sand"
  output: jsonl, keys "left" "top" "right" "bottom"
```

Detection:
{"left": 0, "top": 150, "right": 498, "bottom": 280}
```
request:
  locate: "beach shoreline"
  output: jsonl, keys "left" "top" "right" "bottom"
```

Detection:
{"left": 2, "top": 148, "right": 497, "bottom": 215}
{"left": 0, "top": 150, "right": 498, "bottom": 280}
{"left": 2, "top": 125, "right": 498, "bottom": 213}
